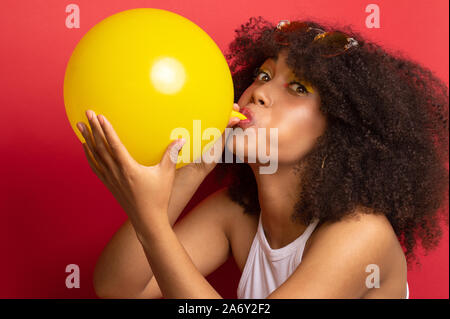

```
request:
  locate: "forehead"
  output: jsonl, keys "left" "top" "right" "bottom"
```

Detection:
{"left": 261, "top": 51, "right": 316, "bottom": 92}
{"left": 262, "top": 52, "right": 295, "bottom": 76}
{"left": 267, "top": 48, "right": 289, "bottom": 62}
{"left": 263, "top": 49, "right": 291, "bottom": 67}
{"left": 264, "top": 57, "right": 277, "bottom": 65}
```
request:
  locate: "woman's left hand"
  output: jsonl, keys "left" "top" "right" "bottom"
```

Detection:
{"left": 76, "top": 109, "right": 186, "bottom": 236}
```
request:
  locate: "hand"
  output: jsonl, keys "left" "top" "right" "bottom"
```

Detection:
{"left": 76, "top": 110, "right": 186, "bottom": 235}
{"left": 183, "top": 103, "right": 241, "bottom": 176}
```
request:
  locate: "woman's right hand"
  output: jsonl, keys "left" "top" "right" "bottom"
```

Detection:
{"left": 182, "top": 103, "right": 241, "bottom": 177}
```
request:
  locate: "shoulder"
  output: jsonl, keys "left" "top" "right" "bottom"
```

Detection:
{"left": 318, "top": 209, "right": 395, "bottom": 241}
{"left": 314, "top": 208, "right": 398, "bottom": 249}
{"left": 267, "top": 208, "right": 406, "bottom": 298}
{"left": 201, "top": 187, "right": 249, "bottom": 236}
{"left": 307, "top": 208, "right": 403, "bottom": 270}
{"left": 203, "top": 187, "right": 244, "bottom": 215}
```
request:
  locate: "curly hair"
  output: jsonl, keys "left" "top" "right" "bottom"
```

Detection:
{"left": 215, "top": 16, "right": 449, "bottom": 266}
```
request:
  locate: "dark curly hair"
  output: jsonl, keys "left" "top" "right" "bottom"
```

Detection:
{"left": 215, "top": 16, "right": 449, "bottom": 266}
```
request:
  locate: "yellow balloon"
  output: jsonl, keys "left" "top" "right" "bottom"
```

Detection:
{"left": 64, "top": 8, "right": 246, "bottom": 168}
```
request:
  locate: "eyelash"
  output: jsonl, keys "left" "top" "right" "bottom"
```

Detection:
{"left": 252, "top": 68, "right": 310, "bottom": 94}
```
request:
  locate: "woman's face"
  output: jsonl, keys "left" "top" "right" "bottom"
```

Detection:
{"left": 226, "top": 50, "right": 327, "bottom": 166}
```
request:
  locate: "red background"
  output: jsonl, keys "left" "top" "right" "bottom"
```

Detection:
{"left": 0, "top": 0, "right": 448, "bottom": 299}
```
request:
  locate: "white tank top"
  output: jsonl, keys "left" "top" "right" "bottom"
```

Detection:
{"left": 237, "top": 213, "right": 410, "bottom": 299}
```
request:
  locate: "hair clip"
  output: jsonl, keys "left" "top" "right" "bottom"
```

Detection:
{"left": 276, "top": 20, "right": 291, "bottom": 30}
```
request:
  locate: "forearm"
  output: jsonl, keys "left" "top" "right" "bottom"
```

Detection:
{"left": 93, "top": 219, "right": 154, "bottom": 298}
{"left": 137, "top": 216, "right": 223, "bottom": 299}
{"left": 167, "top": 165, "right": 209, "bottom": 226}
{"left": 93, "top": 166, "right": 208, "bottom": 298}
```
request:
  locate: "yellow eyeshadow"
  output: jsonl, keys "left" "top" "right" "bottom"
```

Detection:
{"left": 259, "top": 68, "right": 315, "bottom": 94}
{"left": 303, "top": 82, "right": 315, "bottom": 93}
{"left": 287, "top": 71, "right": 314, "bottom": 93}
{"left": 294, "top": 78, "right": 315, "bottom": 93}
{"left": 261, "top": 68, "right": 271, "bottom": 76}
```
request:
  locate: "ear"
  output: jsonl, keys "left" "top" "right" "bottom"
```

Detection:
{"left": 159, "top": 138, "right": 186, "bottom": 170}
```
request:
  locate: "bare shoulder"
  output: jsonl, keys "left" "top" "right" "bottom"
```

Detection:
{"left": 195, "top": 188, "right": 246, "bottom": 235}
{"left": 200, "top": 187, "right": 246, "bottom": 232}
{"left": 318, "top": 209, "right": 395, "bottom": 237}
{"left": 303, "top": 208, "right": 407, "bottom": 297}
{"left": 308, "top": 209, "right": 403, "bottom": 260}
{"left": 267, "top": 208, "right": 408, "bottom": 298}
{"left": 205, "top": 187, "right": 259, "bottom": 271}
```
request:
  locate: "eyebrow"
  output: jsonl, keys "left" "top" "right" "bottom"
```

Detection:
{"left": 261, "top": 57, "right": 277, "bottom": 69}
{"left": 262, "top": 57, "right": 315, "bottom": 93}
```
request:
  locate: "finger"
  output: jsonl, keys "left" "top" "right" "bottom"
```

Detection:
{"left": 229, "top": 103, "right": 243, "bottom": 127}
{"left": 81, "top": 142, "right": 107, "bottom": 184}
{"left": 96, "top": 114, "right": 135, "bottom": 169}
{"left": 86, "top": 110, "right": 118, "bottom": 172}
{"left": 160, "top": 138, "right": 186, "bottom": 170}
{"left": 228, "top": 117, "right": 241, "bottom": 128}
{"left": 77, "top": 121, "right": 107, "bottom": 174}
{"left": 82, "top": 142, "right": 124, "bottom": 198}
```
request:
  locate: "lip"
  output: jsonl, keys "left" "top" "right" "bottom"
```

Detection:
{"left": 238, "top": 107, "right": 255, "bottom": 128}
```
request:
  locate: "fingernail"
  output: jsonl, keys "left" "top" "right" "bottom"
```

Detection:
{"left": 173, "top": 138, "right": 185, "bottom": 153}
{"left": 76, "top": 122, "right": 84, "bottom": 133}
{"left": 86, "top": 110, "right": 96, "bottom": 121}
{"left": 98, "top": 114, "right": 104, "bottom": 125}
{"left": 103, "top": 115, "right": 110, "bottom": 126}
{"left": 170, "top": 138, "right": 186, "bottom": 164}
{"left": 172, "top": 138, "right": 186, "bottom": 154}
{"left": 178, "top": 138, "right": 186, "bottom": 149}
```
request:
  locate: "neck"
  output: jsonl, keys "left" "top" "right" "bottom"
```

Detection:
{"left": 249, "top": 162, "right": 308, "bottom": 249}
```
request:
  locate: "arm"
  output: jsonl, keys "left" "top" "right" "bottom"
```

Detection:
{"left": 137, "top": 187, "right": 239, "bottom": 299}
{"left": 79, "top": 107, "right": 241, "bottom": 299}
{"left": 93, "top": 165, "right": 207, "bottom": 298}
{"left": 138, "top": 215, "right": 224, "bottom": 298}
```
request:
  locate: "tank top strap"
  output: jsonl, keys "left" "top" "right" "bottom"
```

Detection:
{"left": 302, "top": 218, "right": 320, "bottom": 240}
{"left": 257, "top": 215, "right": 320, "bottom": 261}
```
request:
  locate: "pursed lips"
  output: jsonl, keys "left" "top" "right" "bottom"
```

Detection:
{"left": 238, "top": 107, "right": 255, "bottom": 128}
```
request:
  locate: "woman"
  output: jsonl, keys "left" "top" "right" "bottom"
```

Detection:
{"left": 77, "top": 17, "right": 449, "bottom": 299}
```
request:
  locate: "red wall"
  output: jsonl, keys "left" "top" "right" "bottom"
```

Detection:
{"left": 0, "top": 0, "right": 448, "bottom": 299}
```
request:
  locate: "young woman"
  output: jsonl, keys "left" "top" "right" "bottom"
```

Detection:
{"left": 77, "top": 17, "right": 449, "bottom": 299}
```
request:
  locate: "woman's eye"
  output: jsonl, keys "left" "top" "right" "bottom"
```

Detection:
{"left": 289, "top": 82, "right": 309, "bottom": 94}
{"left": 252, "top": 68, "right": 310, "bottom": 95}
{"left": 253, "top": 69, "right": 270, "bottom": 82}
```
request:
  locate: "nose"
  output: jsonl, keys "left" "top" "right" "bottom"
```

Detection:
{"left": 251, "top": 84, "right": 272, "bottom": 108}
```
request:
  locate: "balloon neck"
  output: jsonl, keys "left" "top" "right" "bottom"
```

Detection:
{"left": 230, "top": 109, "right": 247, "bottom": 120}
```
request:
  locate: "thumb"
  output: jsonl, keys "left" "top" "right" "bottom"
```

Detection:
{"left": 160, "top": 138, "right": 186, "bottom": 170}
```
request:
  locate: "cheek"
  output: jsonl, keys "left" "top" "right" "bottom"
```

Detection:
{"left": 272, "top": 110, "right": 326, "bottom": 162}
{"left": 225, "top": 101, "right": 326, "bottom": 164}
